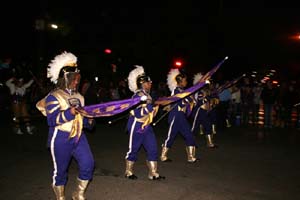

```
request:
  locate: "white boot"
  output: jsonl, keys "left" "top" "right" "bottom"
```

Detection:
{"left": 14, "top": 127, "right": 24, "bottom": 135}
{"left": 26, "top": 125, "right": 34, "bottom": 135}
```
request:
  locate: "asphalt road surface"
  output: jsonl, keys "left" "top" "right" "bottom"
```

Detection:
{"left": 1, "top": 112, "right": 300, "bottom": 200}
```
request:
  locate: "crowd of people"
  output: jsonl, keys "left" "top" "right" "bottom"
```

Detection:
{"left": 1, "top": 54, "right": 300, "bottom": 137}
{"left": 1, "top": 52, "right": 300, "bottom": 199}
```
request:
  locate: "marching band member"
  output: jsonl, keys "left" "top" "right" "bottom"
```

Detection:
{"left": 208, "top": 82, "right": 220, "bottom": 135}
{"left": 6, "top": 76, "right": 34, "bottom": 134}
{"left": 36, "top": 52, "right": 95, "bottom": 200}
{"left": 125, "top": 65, "right": 165, "bottom": 180}
{"left": 160, "top": 69, "right": 199, "bottom": 163}
{"left": 191, "top": 73, "right": 218, "bottom": 148}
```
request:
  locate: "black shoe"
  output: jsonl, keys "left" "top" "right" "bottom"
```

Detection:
{"left": 161, "top": 158, "right": 172, "bottom": 162}
{"left": 187, "top": 158, "right": 200, "bottom": 163}
{"left": 125, "top": 174, "right": 138, "bottom": 180}
{"left": 208, "top": 144, "right": 218, "bottom": 149}
{"left": 150, "top": 175, "right": 165, "bottom": 180}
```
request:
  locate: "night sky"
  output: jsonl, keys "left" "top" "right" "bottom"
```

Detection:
{"left": 1, "top": 0, "right": 300, "bottom": 81}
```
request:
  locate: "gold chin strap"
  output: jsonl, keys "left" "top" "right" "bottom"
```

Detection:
{"left": 69, "top": 114, "right": 83, "bottom": 139}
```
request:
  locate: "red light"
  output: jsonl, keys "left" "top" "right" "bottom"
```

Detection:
{"left": 290, "top": 34, "right": 300, "bottom": 40}
{"left": 175, "top": 61, "right": 182, "bottom": 67}
{"left": 104, "top": 49, "right": 112, "bottom": 54}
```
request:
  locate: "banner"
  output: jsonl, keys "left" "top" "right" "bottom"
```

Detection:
{"left": 76, "top": 96, "right": 143, "bottom": 118}
{"left": 154, "top": 57, "right": 228, "bottom": 106}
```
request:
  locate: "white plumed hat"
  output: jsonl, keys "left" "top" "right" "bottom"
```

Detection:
{"left": 47, "top": 51, "right": 78, "bottom": 83}
{"left": 167, "top": 68, "right": 180, "bottom": 92}
{"left": 128, "top": 65, "right": 145, "bottom": 92}
{"left": 193, "top": 73, "right": 203, "bottom": 85}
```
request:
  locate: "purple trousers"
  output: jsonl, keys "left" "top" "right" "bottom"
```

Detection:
{"left": 126, "top": 117, "right": 158, "bottom": 161}
{"left": 163, "top": 111, "right": 197, "bottom": 148}
{"left": 49, "top": 128, "right": 94, "bottom": 186}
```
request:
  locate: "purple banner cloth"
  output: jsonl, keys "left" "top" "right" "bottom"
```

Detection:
{"left": 154, "top": 57, "right": 227, "bottom": 106}
{"left": 76, "top": 97, "right": 142, "bottom": 118}
{"left": 154, "top": 82, "right": 207, "bottom": 106}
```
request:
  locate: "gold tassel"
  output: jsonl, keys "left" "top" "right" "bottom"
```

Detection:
{"left": 69, "top": 114, "right": 83, "bottom": 139}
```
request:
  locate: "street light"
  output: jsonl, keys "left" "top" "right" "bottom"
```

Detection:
{"left": 50, "top": 24, "right": 58, "bottom": 29}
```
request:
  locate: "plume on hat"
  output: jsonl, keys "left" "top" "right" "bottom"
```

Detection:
{"left": 167, "top": 68, "right": 180, "bottom": 92}
{"left": 47, "top": 51, "right": 77, "bottom": 83}
{"left": 128, "top": 65, "right": 145, "bottom": 92}
{"left": 193, "top": 73, "right": 203, "bottom": 85}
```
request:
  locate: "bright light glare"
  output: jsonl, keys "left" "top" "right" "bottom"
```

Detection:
{"left": 104, "top": 49, "right": 112, "bottom": 54}
{"left": 50, "top": 24, "right": 58, "bottom": 29}
{"left": 175, "top": 61, "right": 182, "bottom": 67}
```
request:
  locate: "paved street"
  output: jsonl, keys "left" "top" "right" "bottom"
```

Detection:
{"left": 1, "top": 112, "right": 300, "bottom": 200}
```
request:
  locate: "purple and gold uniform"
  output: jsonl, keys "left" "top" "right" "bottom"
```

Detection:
{"left": 45, "top": 89, "right": 94, "bottom": 186}
{"left": 164, "top": 86, "right": 197, "bottom": 148}
{"left": 161, "top": 69, "right": 198, "bottom": 163}
{"left": 37, "top": 51, "right": 94, "bottom": 200}
{"left": 125, "top": 65, "right": 164, "bottom": 180}
{"left": 191, "top": 90, "right": 212, "bottom": 135}
{"left": 161, "top": 86, "right": 198, "bottom": 163}
{"left": 191, "top": 88, "right": 218, "bottom": 148}
{"left": 209, "top": 89, "right": 219, "bottom": 134}
{"left": 126, "top": 89, "right": 159, "bottom": 162}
